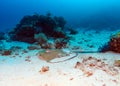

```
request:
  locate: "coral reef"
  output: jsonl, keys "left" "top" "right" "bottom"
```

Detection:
{"left": 9, "top": 25, "right": 36, "bottom": 43}
{"left": 99, "top": 43, "right": 110, "bottom": 52}
{"left": 34, "top": 33, "right": 54, "bottom": 49}
{"left": 100, "top": 31, "right": 120, "bottom": 53}
{"left": 8, "top": 13, "right": 70, "bottom": 49}
{"left": 52, "top": 27, "right": 66, "bottom": 38}
{"left": 109, "top": 37, "right": 120, "bottom": 53}
{"left": 112, "top": 31, "right": 120, "bottom": 38}
{"left": 68, "top": 27, "right": 78, "bottom": 35}
{"left": 0, "top": 32, "right": 5, "bottom": 40}
{"left": 34, "top": 33, "right": 48, "bottom": 45}
{"left": 54, "top": 38, "right": 68, "bottom": 49}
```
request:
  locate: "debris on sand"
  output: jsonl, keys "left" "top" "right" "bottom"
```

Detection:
{"left": 39, "top": 66, "right": 49, "bottom": 73}
{"left": 74, "top": 57, "right": 119, "bottom": 77}
{"left": 2, "top": 50, "right": 12, "bottom": 56}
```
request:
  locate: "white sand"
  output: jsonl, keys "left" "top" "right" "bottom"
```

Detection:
{"left": 0, "top": 29, "right": 120, "bottom": 86}
{"left": 0, "top": 51, "right": 120, "bottom": 86}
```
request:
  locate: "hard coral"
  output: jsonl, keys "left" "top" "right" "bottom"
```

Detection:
{"left": 40, "top": 43, "right": 53, "bottom": 49}
{"left": 99, "top": 43, "right": 110, "bottom": 52}
{"left": 52, "top": 27, "right": 66, "bottom": 38}
{"left": 34, "top": 33, "right": 48, "bottom": 45}
{"left": 54, "top": 39, "right": 68, "bottom": 49}
{"left": 54, "top": 16, "right": 66, "bottom": 29}
{"left": 34, "top": 33, "right": 53, "bottom": 49}
{"left": 9, "top": 26, "right": 36, "bottom": 43}
{"left": 109, "top": 37, "right": 120, "bottom": 53}
{"left": 9, "top": 13, "right": 68, "bottom": 44}
{"left": 100, "top": 31, "right": 120, "bottom": 53}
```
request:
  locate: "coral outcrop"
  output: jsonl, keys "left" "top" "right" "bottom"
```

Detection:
{"left": 109, "top": 36, "right": 120, "bottom": 53}
{"left": 9, "top": 26, "right": 36, "bottom": 43}
{"left": 54, "top": 38, "right": 68, "bottom": 49}
{"left": 8, "top": 13, "right": 69, "bottom": 49}
{"left": 100, "top": 31, "right": 120, "bottom": 53}
{"left": 9, "top": 13, "right": 67, "bottom": 43}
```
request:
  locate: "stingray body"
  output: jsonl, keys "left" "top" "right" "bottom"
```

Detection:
{"left": 48, "top": 51, "right": 99, "bottom": 63}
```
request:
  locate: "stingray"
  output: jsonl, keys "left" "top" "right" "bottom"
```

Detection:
{"left": 47, "top": 50, "right": 99, "bottom": 63}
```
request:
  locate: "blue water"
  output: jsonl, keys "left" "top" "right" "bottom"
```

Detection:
{"left": 0, "top": 0, "right": 120, "bottom": 32}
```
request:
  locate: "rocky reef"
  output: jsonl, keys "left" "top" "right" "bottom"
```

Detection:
{"left": 8, "top": 13, "right": 70, "bottom": 49}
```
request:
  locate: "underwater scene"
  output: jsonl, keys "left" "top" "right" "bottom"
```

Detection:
{"left": 0, "top": 0, "right": 120, "bottom": 86}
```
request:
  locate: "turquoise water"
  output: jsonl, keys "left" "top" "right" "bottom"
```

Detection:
{"left": 0, "top": 0, "right": 120, "bottom": 31}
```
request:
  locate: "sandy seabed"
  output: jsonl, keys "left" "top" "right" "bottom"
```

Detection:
{"left": 0, "top": 29, "right": 120, "bottom": 86}
{"left": 0, "top": 51, "right": 120, "bottom": 86}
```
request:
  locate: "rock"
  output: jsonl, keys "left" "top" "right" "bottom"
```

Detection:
{"left": 100, "top": 31, "right": 120, "bottom": 53}
{"left": 2, "top": 50, "right": 12, "bottom": 56}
